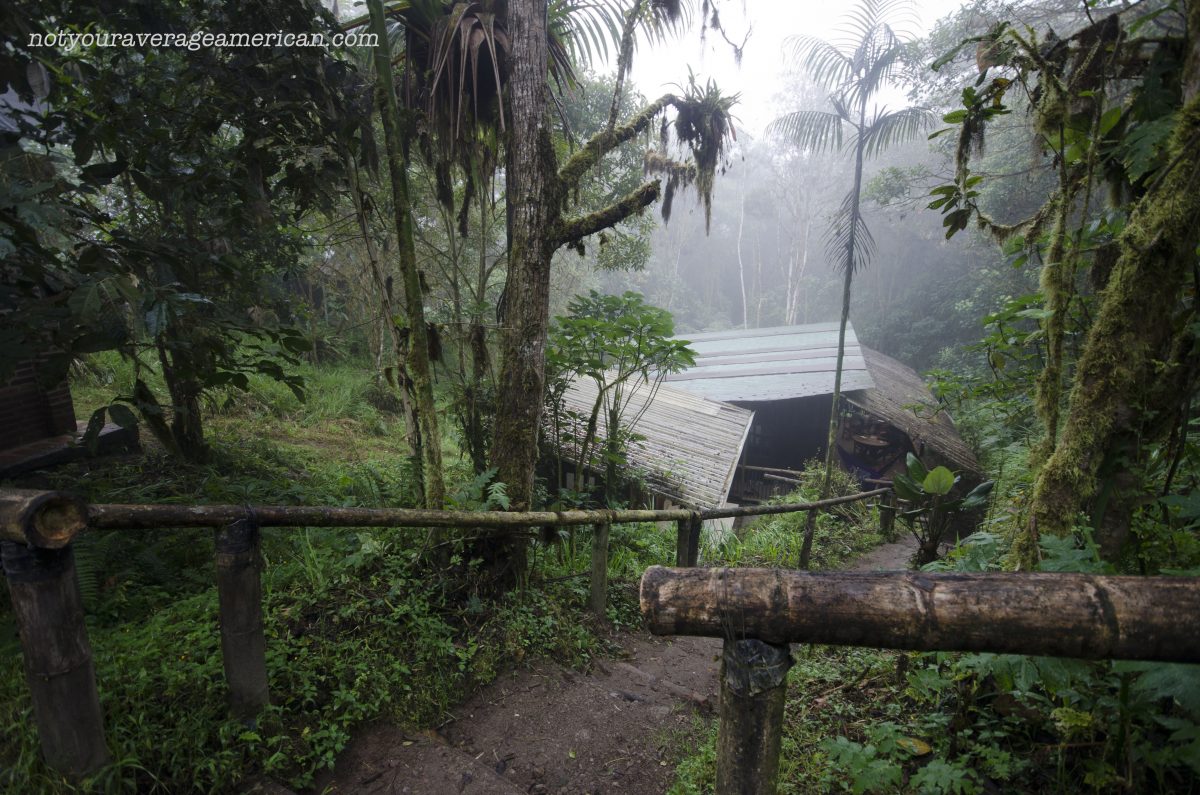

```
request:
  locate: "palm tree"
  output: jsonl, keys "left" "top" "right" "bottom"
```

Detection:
{"left": 767, "top": 0, "right": 933, "bottom": 569}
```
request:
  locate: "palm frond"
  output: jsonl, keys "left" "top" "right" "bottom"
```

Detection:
{"left": 834, "top": 0, "right": 917, "bottom": 48}
{"left": 550, "top": 0, "right": 626, "bottom": 69}
{"left": 860, "top": 106, "right": 934, "bottom": 157}
{"left": 766, "top": 110, "right": 846, "bottom": 153}
{"left": 823, "top": 189, "right": 876, "bottom": 274}
{"left": 785, "top": 34, "right": 854, "bottom": 90}
{"left": 845, "top": 25, "right": 904, "bottom": 104}
{"left": 638, "top": 0, "right": 694, "bottom": 47}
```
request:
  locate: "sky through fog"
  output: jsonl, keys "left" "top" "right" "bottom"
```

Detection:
{"left": 623, "top": 0, "right": 967, "bottom": 137}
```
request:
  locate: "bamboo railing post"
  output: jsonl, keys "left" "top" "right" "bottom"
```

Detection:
{"left": 687, "top": 512, "right": 702, "bottom": 567}
{"left": 879, "top": 491, "right": 896, "bottom": 538}
{"left": 589, "top": 522, "right": 611, "bottom": 617}
{"left": 675, "top": 518, "right": 690, "bottom": 567}
{"left": 0, "top": 489, "right": 88, "bottom": 548}
{"left": 213, "top": 519, "right": 269, "bottom": 719}
{"left": 1, "top": 540, "right": 109, "bottom": 778}
{"left": 716, "top": 638, "right": 793, "bottom": 795}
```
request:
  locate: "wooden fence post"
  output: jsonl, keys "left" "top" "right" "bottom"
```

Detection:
{"left": 687, "top": 512, "right": 702, "bottom": 567}
{"left": 878, "top": 491, "right": 896, "bottom": 538}
{"left": 716, "top": 638, "right": 792, "bottom": 795}
{"left": 0, "top": 488, "right": 88, "bottom": 548}
{"left": 589, "top": 522, "right": 611, "bottom": 617}
{"left": 675, "top": 513, "right": 702, "bottom": 567}
{"left": 213, "top": 519, "right": 269, "bottom": 719}
{"left": 1, "top": 540, "right": 109, "bottom": 778}
{"left": 675, "top": 518, "right": 690, "bottom": 567}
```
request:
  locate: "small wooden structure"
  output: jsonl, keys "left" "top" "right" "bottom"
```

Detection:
{"left": 664, "top": 324, "right": 980, "bottom": 502}
{"left": 546, "top": 376, "right": 754, "bottom": 510}
{"left": 0, "top": 359, "right": 78, "bottom": 474}
{"left": 0, "top": 358, "right": 138, "bottom": 477}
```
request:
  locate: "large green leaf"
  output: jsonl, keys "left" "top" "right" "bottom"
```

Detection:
{"left": 960, "top": 480, "right": 995, "bottom": 510}
{"left": 922, "top": 466, "right": 955, "bottom": 496}
{"left": 892, "top": 472, "right": 922, "bottom": 502}
{"left": 905, "top": 452, "right": 928, "bottom": 482}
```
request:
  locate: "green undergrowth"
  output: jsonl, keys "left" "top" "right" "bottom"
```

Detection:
{"left": 669, "top": 529, "right": 1200, "bottom": 795}
{"left": 0, "top": 353, "right": 671, "bottom": 793}
{"left": 705, "top": 462, "right": 890, "bottom": 570}
{"left": 0, "top": 532, "right": 614, "bottom": 792}
{"left": 71, "top": 351, "right": 420, "bottom": 459}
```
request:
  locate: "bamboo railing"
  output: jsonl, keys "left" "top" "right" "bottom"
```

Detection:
{"left": 0, "top": 485, "right": 886, "bottom": 780}
{"left": 640, "top": 567, "right": 1200, "bottom": 794}
{"left": 12, "top": 484, "right": 1195, "bottom": 794}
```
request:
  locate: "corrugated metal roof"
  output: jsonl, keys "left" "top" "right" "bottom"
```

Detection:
{"left": 846, "top": 347, "right": 981, "bottom": 475}
{"left": 665, "top": 322, "right": 874, "bottom": 401}
{"left": 549, "top": 376, "right": 754, "bottom": 509}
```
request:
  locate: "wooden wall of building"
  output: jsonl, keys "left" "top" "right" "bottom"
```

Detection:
{"left": 0, "top": 361, "right": 76, "bottom": 451}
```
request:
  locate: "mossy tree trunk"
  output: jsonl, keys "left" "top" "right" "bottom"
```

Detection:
{"left": 1024, "top": 2, "right": 1200, "bottom": 563}
{"left": 368, "top": 0, "right": 446, "bottom": 513}
{"left": 485, "top": 6, "right": 677, "bottom": 588}
{"left": 343, "top": 148, "right": 422, "bottom": 467}
{"left": 486, "top": 0, "right": 556, "bottom": 587}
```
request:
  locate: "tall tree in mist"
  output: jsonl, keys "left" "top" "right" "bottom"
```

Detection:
{"left": 769, "top": 0, "right": 932, "bottom": 568}
{"left": 490, "top": 0, "right": 736, "bottom": 587}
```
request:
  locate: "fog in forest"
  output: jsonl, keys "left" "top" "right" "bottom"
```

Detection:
{"left": 541, "top": 0, "right": 1070, "bottom": 373}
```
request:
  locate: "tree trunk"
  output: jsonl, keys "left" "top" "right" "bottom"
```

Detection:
{"left": 486, "top": 0, "right": 555, "bottom": 587}
{"left": 1024, "top": 7, "right": 1200, "bottom": 562}
{"left": 344, "top": 150, "right": 422, "bottom": 462}
{"left": 368, "top": 0, "right": 446, "bottom": 512}
{"left": 157, "top": 334, "right": 207, "bottom": 463}
{"left": 737, "top": 179, "right": 748, "bottom": 329}
{"left": 801, "top": 108, "right": 866, "bottom": 570}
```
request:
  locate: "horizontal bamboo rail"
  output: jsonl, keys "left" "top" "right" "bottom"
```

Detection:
{"left": 86, "top": 488, "right": 889, "bottom": 531}
{"left": 0, "top": 486, "right": 889, "bottom": 781}
{"left": 739, "top": 464, "right": 804, "bottom": 477}
{"left": 642, "top": 566, "right": 1200, "bottom": 794}
{"left": 640, "top": 566, "right": 1200, "bottom": 663}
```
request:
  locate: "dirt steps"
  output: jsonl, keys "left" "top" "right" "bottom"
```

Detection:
{"left": 314, "top": 726, "right": 528, "bottom": 794}
{"left": 310, "top": 540, "right": 920, "bottom": 794}
{"left": 311, "top": 634, "right": 719, "bottom": 794}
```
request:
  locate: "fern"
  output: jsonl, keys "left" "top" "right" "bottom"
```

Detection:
{"left": 72, "top": 532, "right": 121, "bottom": 609}
{"left": 486, "top": 480, "right": 510, "bottom": 511}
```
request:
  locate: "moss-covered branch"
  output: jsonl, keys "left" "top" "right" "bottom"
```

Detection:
{"left": 552, "top": 180, "right": 661, "bottom": 248}
{"left": 1023, "top": 67, "right": 1200, "bottom": 561}
{"left": 1031, "top": 186, "right": 1076, "bottom": 464}
{"left": 558, "top": 93, "right": 676, "bottom": 191}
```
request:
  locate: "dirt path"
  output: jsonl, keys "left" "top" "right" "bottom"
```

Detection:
{"left": 845, "top": 535, "right": 918, "bottom": 572}
{"left": 309, "top": 539, "right": 917, "bottom": 794}
{"left": 309, "top": 633, "right": 720, "bottom": 794}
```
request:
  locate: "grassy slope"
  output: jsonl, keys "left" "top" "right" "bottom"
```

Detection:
{"left": 0, "top": 355, "right": 667, "bottom": 793}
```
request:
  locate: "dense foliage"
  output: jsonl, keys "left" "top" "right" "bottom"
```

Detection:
{"left": 1, "top": 0, "right": 1199, "bottom": 792}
